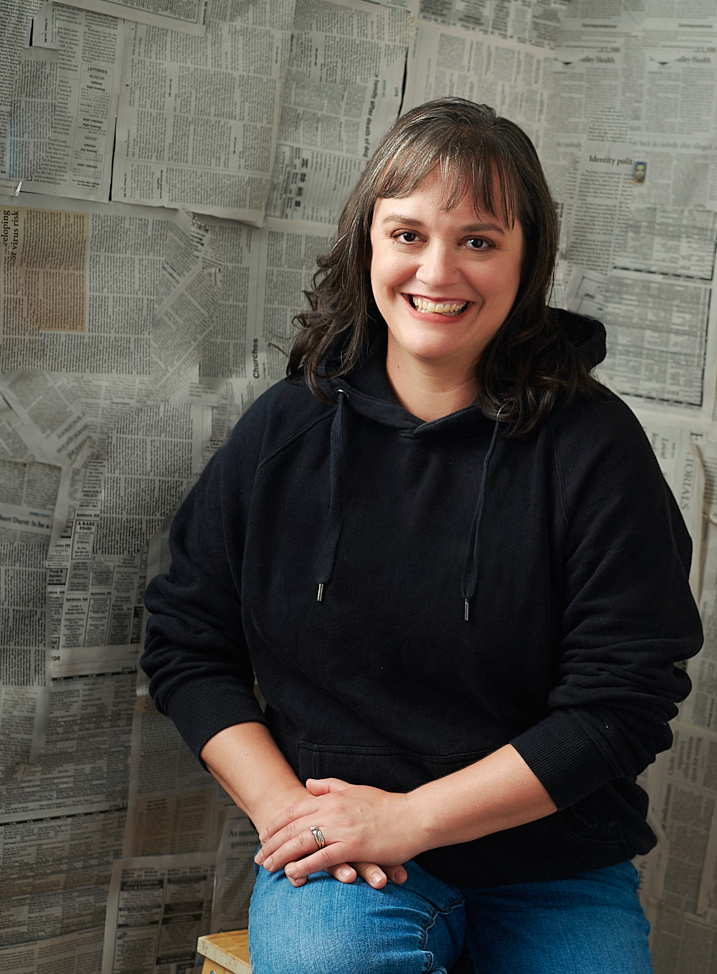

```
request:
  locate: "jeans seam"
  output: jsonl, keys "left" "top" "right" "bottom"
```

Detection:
{"left": 420, "top": 896, "right": 465, "bottom": 974}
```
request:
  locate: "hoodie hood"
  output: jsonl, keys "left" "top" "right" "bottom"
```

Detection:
{"left": 320, "top": 309, "right": 607, "bottom": 430}
{"left": 561, "top": 309, "right": 607, "bottom": 370}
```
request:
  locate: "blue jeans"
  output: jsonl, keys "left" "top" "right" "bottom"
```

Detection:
{"left": 248, "top": 859, "right": 653, "bottom": 974}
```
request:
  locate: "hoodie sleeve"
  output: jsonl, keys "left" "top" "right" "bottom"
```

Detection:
{"left": 510, "top": 395, "right": 703, "bottom": 809}
{"left": 141, "top": 401, "right": 269, "bottom": 761}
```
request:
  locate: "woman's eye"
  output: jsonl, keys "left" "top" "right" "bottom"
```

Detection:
{"left": 466, "top": 237, "right": 490, "bottom": 250}
{"left": 396, "top": 231, "right": 419, "bottom": 243}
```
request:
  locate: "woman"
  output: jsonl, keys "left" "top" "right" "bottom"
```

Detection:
{"left": 142, "top": 99, "right": 702, "bottom": 973}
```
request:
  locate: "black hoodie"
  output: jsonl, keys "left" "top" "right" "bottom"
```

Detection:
{"left": 142, "top": 312, "right": 702, "bottom": 888}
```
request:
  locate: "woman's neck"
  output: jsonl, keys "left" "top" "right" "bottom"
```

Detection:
{"left": 385, "top": 352, "right": 477, "bottom": 421}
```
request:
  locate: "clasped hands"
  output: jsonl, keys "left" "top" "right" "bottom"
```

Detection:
{"left": 254, "top": 777, "right": 419, "bottom": 889}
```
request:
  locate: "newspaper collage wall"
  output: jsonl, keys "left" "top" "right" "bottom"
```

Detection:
{"left": 1, "top": 1, "right": 716, "bottom": 972}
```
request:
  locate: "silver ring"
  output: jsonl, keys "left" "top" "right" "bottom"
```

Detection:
{"left": 309, "top": 825, "right": 326, "bottom": 850}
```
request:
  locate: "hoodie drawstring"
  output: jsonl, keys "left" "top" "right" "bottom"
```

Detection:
{"left": 461, "top": 417, "right": 501, "bottom": 622}
{"left": 316, "top": 389, "right": 348, "bottom": 601}
{"left": 316, "top": 390, "right": 501, "bottom": 620}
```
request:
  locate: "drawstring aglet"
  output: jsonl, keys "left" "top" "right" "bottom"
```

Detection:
{"left": 464, "top": 600, "right": 470, "bottom": 622}
{"left": 317, "top": 582, "right": 324, "bottom": 602}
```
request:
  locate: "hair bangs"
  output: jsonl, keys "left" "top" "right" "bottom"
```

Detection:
{"left": 371, "top": 131, "right": 518, "bottom": 228}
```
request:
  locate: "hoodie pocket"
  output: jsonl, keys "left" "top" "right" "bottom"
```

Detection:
{"left": 297, "top": 740, "right": 493, "bottom": 793}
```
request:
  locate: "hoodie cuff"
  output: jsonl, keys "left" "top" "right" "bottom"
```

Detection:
{"left": 510, "top": 709, "right": 617, "bottom": 810}
{"left": 162, "top": 677, "right": 267, "bottom": 764}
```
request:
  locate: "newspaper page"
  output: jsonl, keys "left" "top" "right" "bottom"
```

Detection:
{"left": 0, "top": 685, "right": 49, "bottom": 774}
{"left": 0, "top": 667, "right": 136, "bottom": 947}
{"left": 0, "top": 195, "right": 172, "bottom": 375}
{"left": 546, "top": 17, "right": 717, "bottom": 204}
{"left": 0, "top": 926, "right": 105, "bottom": 974}
{"left": 261, "top": 217, "right": 332, "bottom": 377}
{"left": 0, "top": 541, "right": 48, "bottom": 687}
{"left": 5, "top": 4, "right": 125, "bottom": 202}
{"left": 0, "top": 670, "right": 135, "bottom": 824}
{"left": 0, "top": 395, "right": 34, "bottom": 462}
{"left": 0, "top": 0, "right": 41, "bottom": 181}
{"left": 51, "top": 643, "right": 140, "bottom": 680}
{"left": 150, "top": 211, "right": 213, "bottom": 400}
{"left": 0, "top": 810, "right": 126, "bottom": 950}
{"left": 681, "top": 517, "right": 717, "bottom": 735}
{"left": 151, "top": 212, "right": 267, "bottom": 396}
{"left": 417, "top": 0, "right": 569, "bottom": 49}
{"left": 211, "top": 810, "right": 259, "bottom": 932}
{"left": 647, "top": 900, "right": 717, "bottom": 974}
{"left": 0, "top": 372, "right": 92, "bottom": 465}
{"left": 563, "top": 139, "right": 633, "bottom": 274}
{"left": 540, "top": 16, "right": 717, "bottom": 419}
{"left": 599, "top": 205, "right": 717, "bottom": 418}
{"left": 101, "top": 853, "right": 215, "bottom": 974}
{"left": 633, "top": 19, "right": 717, "bottom": 141}
{"left": 551, "top": 14, "right": 717, "bottom": 208}
{"left": 66, "top": 0, "right": 208, "bottom": 35}
{"left": 48, "top": 544, "right": 147, "bottom": 664}
{"left": 266, "top": 0, "right": 411, "bottom": 226}
{"left": 639, "top": 720, "right": 717, "bottom": 969}
{"left": 543, "top": 16, "right": 717, "bottom": 280}
{"left": 38, "top": 400, "right": 210, "bottom": 565}
{"left": 403, "top": 20, "right": 555, "bottom": 150}
{"left": 0, "top": 459, "right": 59, "bottom": 546}
{"left": 112, "top": 9, "right": 292, "bottom": 224}
{"left": 0, "top": 371, "right": 157, "bottom": 470}
{"left": 70, "top": 374, "right": 157, "bottom": 452}
{"left": 151, "top": 211, "right": 328, "bottom": 400}
{"left": 92, "top": 401, "right": 211, "bottom": 555}
{"left": 1, "top": 202, "right": 90, "bottom": 337}
{"left": 123, "top": 696, "right": 231, "bottom": 859}
{"left": 541, "top": 36, "right": 628, "bottom": 256}
{"left": 0, "top": 371, "right": 160, "bottom": 475}
{"left": 623, "top": 135, "right": 717, "bottom": 211}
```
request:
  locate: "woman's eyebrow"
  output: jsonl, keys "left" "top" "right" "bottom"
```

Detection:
{"left": 378, "top": 213, "right": 506, "bottom": 234}
{"left": 377, "top": 213, "right": 423, "bottom": 227}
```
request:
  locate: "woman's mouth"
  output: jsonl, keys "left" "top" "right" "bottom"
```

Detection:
{"left": 407, "top": 295, "right": 469, "bottom": 316}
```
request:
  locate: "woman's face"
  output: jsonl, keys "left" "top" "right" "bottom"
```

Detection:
{"left": 369, "top": 170, "right": 523, "bottom": 380}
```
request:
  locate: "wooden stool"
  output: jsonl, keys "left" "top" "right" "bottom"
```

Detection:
{"left": 197, "top": 930, "right": 252, "bottom": 973}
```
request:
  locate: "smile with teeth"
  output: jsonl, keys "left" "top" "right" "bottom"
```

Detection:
{"left": 408, "top": 295, "right": 469, "bottom": 316}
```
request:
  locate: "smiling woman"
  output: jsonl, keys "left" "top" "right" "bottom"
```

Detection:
{"left": 142, "top": 99, "right": 702, "bottom": 974}
{"left": 289, "top": 99, "right": 589, "bottom": 438}
{"left": 369, "top": 172, "right": 523, "bottom": 419}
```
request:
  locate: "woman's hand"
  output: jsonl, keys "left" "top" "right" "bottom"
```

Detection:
{"left": 255, "top": 777, "right": 418, "bottom": 886}
{"left": 200, "top": 723, "right": 405, "bottom": 891}
{"left": 255, "top": 782, "right": 407, "bottom": 889}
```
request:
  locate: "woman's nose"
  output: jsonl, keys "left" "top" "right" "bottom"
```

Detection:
{"left": 416, "top": 243, "right": 459, "bottom": 288}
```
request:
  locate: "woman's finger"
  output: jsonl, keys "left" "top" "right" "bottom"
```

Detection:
{"left": 385, "top": 863, "right": 408, "bottom": 884}
{"left": 256, "top": 824, "right": 324, "bottom": 869}
{"left": 326, "top": 863, "right": 358, "bottom": 883}
{"left": 305, "top": 777, "right": 351, "bottom": 795}
{"left": 283, "top": 861, "right": 307, "bottom": 887}
{"left": 350, "top": 862, "right": 407, "bottom": 888}
{"left": 350, "top": 861, "right": 389, "bottom": 889}
{"left": 259, "top": 799, "right": 319, "bottom": 844}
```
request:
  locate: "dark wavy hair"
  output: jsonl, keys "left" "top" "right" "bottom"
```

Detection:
{"left": 288, "top": 97, "right": 603, "bottom": 436}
